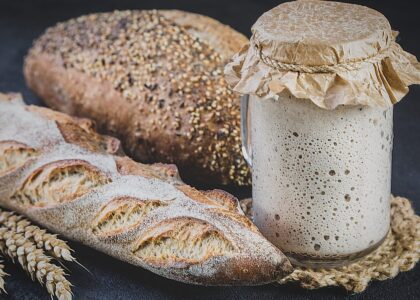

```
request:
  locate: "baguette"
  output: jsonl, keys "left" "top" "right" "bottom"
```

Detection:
{"left": 0, "top": 93, "right": 291, "bottom": 285}
{"left": 24, "top": 10, "right": 251, "bottom": 186}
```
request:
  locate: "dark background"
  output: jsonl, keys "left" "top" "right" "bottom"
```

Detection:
{"left": 0, "top": 0, "right": 419, "bottom": 299}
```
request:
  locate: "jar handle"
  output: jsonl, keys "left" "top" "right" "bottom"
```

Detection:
{"left": 241, "top": 95, "right": 253, "bottom": 167}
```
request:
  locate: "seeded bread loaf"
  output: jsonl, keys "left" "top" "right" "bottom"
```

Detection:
{"left": 0, "top": 93, "right": 291, "bottom": 285}
{"left": 24, "top": 10, "right": 251, "bottom": 186}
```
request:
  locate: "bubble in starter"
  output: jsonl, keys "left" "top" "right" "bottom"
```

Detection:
{"left": 249, "top": 94, "right": 392, "bottom": 259}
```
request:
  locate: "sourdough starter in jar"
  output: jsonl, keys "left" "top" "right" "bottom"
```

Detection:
{"left": 250, "top": 94, "right": 392, "bottom": 265}
{"left": 224, "top": 0, "right": 420, "bottom": 268}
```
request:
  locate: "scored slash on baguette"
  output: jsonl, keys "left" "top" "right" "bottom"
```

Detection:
{"left": 132, "top": 217, "right": 234, "bottom": 266}
{"left": 92, "top": 197, "right": 170, "bottom": 238}
{"left": 12, "top": 159, "right": 110, "bottom": 207}
{"left": 0, "top": 141, "right": 39, "bottom": 176}
{"left": 0, "top": 93, "right": 292, "bottom": 285}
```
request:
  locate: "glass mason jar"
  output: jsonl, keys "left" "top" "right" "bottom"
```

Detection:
{"left": 241, "top": 93, "right": 392, "bottom": 267}
{"left": 225, "top": 1, "right": 420, "bottom": 268}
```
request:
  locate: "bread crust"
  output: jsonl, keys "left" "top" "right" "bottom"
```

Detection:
{"left": 24, "top": 10, "right": 251, "bottom": 186}
{"left": 160, "top": 10, "right": 248, "bottom": 60}
{"left": 0, "top": 94, "right": 292, "bottom": 285}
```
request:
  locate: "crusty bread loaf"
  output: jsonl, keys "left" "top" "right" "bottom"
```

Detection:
{"left": 0, "top": 93, "right": 291, "bottom": 285}
{"left": 24, "top": 10, "right": 251, "bottom": 186}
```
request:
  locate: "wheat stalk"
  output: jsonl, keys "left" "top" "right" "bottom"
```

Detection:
{"left": 24, "top": 224, "right": 75, "bottom": 262}
{"left": 0, "top": 211, "right": 75, "bottom": 262}
{"left": 0, "top": 259, "right": 7, "bottom": 293}
{"left": 0, "top": 228, "right": 72, "bottom": 299}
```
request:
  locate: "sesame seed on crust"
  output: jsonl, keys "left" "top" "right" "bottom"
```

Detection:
{"left": 29, "top": 10, "right": 251, "bottom": 186}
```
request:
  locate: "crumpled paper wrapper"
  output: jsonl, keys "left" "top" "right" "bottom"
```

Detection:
{"left": 225, "top": 0, "right": 420, "bottom": 109}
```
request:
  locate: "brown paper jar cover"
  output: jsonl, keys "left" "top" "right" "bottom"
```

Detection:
{"left": 224, "top": 0, "right": 420, "bottom": 109}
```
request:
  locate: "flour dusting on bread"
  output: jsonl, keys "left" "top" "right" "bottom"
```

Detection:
{"left": 0, "top": 94, "right": 292, "bottom": 285}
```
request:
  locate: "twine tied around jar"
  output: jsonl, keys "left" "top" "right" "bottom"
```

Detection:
{"left": 250, "top": 37, "right": 395, "bottom": 74}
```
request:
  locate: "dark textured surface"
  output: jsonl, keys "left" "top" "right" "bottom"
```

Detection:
{"left": 0, "top": 0, "right": 419, "bottom": 299}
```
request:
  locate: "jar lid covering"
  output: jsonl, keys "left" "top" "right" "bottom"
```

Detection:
{"left": 225, "top": 0, "right": 420, "bottom": 109}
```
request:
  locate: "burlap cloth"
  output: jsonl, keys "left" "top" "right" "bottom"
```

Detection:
{"left": 240, "top": 196, "right": 419, "bottom": 293}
